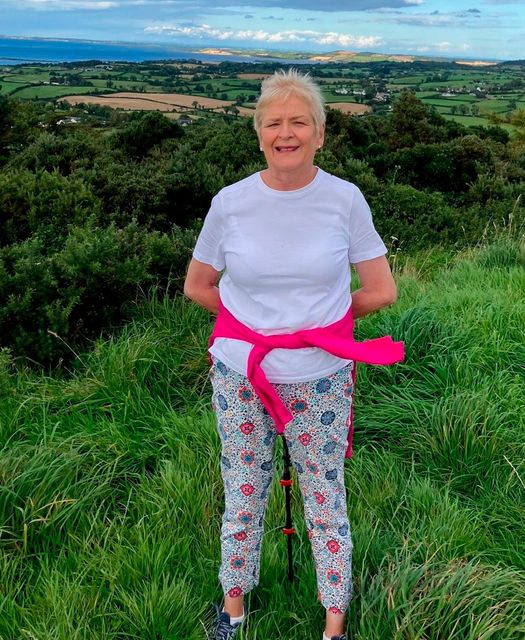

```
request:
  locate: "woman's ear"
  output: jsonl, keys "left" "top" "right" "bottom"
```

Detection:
{"left": 318, "top": 124, "right": 326, "bottom": 149}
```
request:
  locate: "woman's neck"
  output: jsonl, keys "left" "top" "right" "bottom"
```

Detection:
{"left": 260, "top": 165, "right": 318, "bottom": 191}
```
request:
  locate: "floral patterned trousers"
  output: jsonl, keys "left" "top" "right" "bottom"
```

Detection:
{"left": 210, "top": 357, "right": 354, "bottom": 614}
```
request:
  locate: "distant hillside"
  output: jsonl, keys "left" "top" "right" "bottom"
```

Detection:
{"left": 193, "top": 47, "right": 502, "bottom": 66}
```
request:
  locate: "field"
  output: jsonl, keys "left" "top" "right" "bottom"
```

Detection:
{"left": 326, "top": 102, "right": 372, "bottom": 115}
{"left": 62, "top": 91, "right": 373, "bottom": 118}
{"left": 0, "top": 238, "right": 524, "bottom": 638}
{"left": 2, "top": 58, "right": 524, "bottom": 129}
{"left": 62, "top": 91, "right": 253, "bottom": 116}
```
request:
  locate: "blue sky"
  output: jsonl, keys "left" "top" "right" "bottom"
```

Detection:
{"left": 1, "top": 0, "right": 524, "bottom": 61}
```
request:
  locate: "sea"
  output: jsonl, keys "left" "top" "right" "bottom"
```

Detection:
{"left": 0, "top": 36, "right": 300, "bottom": 66}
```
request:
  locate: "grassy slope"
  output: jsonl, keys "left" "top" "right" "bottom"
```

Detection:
{"left": 0, "top": 238, "right": 524, "bottom": 639}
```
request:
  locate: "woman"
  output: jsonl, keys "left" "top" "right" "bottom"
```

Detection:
{"left": 184, "top": 69, "right": 403, "bottom": 640}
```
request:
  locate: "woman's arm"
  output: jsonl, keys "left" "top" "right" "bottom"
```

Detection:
{"left": 183, "top": 258, "right": 221, "bottom": 314}
{"left": 351, "top": 255, "right": 397, "bottom": 319}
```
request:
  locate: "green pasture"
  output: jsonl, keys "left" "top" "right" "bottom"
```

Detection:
{"left": 13, "top": 85, "right": 96, "bottom": 99}
{"left": 442, "top": 113, "right": 494, "bottom": 127}
{"left": 477, "top": 99, "right": 512, "bottom": 114}
{"left": 2, "top": 72, "right": 52, "bottom": 83}
{"left": 420, "top": 97, "right": 477, "bottom": 109}
{"left": 0, "top": 236, "right": 524, "bottom": 639}
{"left": 389, "top": 75, "right": 426, "bottom": 85}
{"left": 420, "top": 79, "right": 472, "bottom": 89}
{"left": 0, "top": 81, "right": 29, "bottom": 95}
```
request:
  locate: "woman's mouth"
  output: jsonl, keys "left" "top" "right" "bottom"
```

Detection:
{"left": 275, "top": 146, "right": 299, "bottom": 152}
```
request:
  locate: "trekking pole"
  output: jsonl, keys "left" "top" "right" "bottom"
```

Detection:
{"left": 279, "top": 434, "right": 295, "bottom": 582}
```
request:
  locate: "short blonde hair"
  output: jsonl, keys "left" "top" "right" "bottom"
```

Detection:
{"left": 254, "top": 68, "right": 326, "bottom": 136}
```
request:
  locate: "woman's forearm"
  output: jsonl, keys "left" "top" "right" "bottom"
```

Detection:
{"left": 350, "top": 286, "right": 397, "bottom": 319}
{"left": 184, "top": 285, "right": 220, "bottom": 314}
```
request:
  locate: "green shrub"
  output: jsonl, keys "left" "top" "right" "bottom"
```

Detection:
{"left": 0, "top": 221, "right": 196, "bottom": 367}
{"left": 0, "top": 169, "right": 102, "bottom": 247}
{"left": 369, "top": 183, "right": 459, "bottom": 249}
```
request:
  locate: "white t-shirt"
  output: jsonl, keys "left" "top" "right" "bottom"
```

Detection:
{"left": 193, "top": 168, "right": 387, "bottom": 383}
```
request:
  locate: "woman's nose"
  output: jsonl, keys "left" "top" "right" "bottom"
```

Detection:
{"left": 279, "top": 122, "right": 292, "bottom": 138}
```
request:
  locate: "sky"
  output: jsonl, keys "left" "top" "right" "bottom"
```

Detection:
{"left": 1, "top": 0, "right": 524, "bottom": 61}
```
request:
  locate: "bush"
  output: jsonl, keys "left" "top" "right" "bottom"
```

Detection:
{"left": 0, "top": 221, "right": 197, "bottom": 367}
{"left": 0, "top": 169, "right": 102, "bottom": 247}
{"left": 368, "top": 184, "right": 460, "bottom": 249}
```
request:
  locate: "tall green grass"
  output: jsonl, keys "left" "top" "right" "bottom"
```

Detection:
{"left": 1, "top": 237, "right": 524, "bottom": 639}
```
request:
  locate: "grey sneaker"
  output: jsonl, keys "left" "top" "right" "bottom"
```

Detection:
{"left": 211, "top": 603, "right": 243, "bottom": 640}
{"left": 329, "top": 636, "right": 346, "bottom": 640}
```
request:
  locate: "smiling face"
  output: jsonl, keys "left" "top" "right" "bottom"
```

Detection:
{"left": 258, "top": 94, "right": 325, "bottom": 190}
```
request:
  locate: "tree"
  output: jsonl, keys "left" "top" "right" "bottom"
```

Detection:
{"left": 111, "top": 111, "right": 184, "bottom": 158}
{"left": 388, "top": 90, "right": 447, "bottom": 150}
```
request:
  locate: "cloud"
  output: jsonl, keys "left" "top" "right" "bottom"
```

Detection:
{"left": 372, "top": 7, "right": 489, "bottom": 27}
{"left": 144, "top": 22, "right": 383, "bottom": 48}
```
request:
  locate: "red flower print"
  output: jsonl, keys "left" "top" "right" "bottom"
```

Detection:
{"left": 329, "top": 607, "right": 343, "bottom": 615}
{"left": 327, "top": 570, "right": 342, "bottom": 585}
{"left": 306, "top": 460, "right": 319, "bottom": 475}
{"left": 228, "top": 587, "right": 242, "bottom": 598}
{"left": 327, "top": 540, "right": 340, "bottom": 553}
{"left": 238, "top": 511, "right": 253, "bottom": 524}
{"left": 314, "top": 518, "right": 328, "bottom": 532}
{"left": 298, "top": 432, "right": 312, "bottom": 446}
{"left": 234, "top": 532, "right": 247, "bottom": 541}
{"left": 230, "top": 556, "right": 246, "bottom": 569}
{"left": 240, "top": 483, "right": 255, "bottom": 496}
{"left": 313, "top": 491, "right": 325, "bottom": 504}
{"left": 238, "top": 386, "right": 254, "bottom": 402}
{"left": 307, "top": 530, "right": 313, "bottom": 540}
{"left": 290, "top": 398, "right": 308, "bottom": 413}
{"left": 239, "top": 422, "right": 254, "bottom": 435}
{"left": 240, "top": 449, "right": 255, "bottom": 465}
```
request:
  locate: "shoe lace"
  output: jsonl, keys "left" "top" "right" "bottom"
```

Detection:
{"left": 214, "top": 612, "right": 239, "bottom": 640}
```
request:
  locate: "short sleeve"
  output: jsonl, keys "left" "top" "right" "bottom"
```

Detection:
{"left": 348, "top": 187, "right": 387, "bottom": 264}
{"left": 192, "top": 194, "right": 226, "bottom": 271}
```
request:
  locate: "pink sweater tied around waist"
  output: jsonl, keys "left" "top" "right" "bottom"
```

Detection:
{"left": 209, "top": 301, "right": 405, "bottom": 458}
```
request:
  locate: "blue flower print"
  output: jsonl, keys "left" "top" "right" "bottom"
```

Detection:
{"left": 261, "top": 460, "right": 273, "bottom": 472}
{"left": 321, "top": 410, "right": 336, "bottom": 425}
{"left": 263, "top": 430, "right": 273, "bottom": 446}
{"left": 294, "top": 461, "right": 304, "bottom": 474}
{"left": 216, "top": 360, "right": 228, "bottom": 375}
{"left": 221, "top": 455, "right": 231, "bottom": 469}
{"left": 217, "top": 395, "right": 228, "bottom": 411}
{"left": 325, "top": 469, "right": 338, "bottom": 481}
{"left": 315, "top": 378, "right": 332, "bottom": 393}
{"left": 338, "top": 523, "right": 349, "bottom": 537}
{"left": 323, "top": 441, "right": 337, "bottom": 454}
